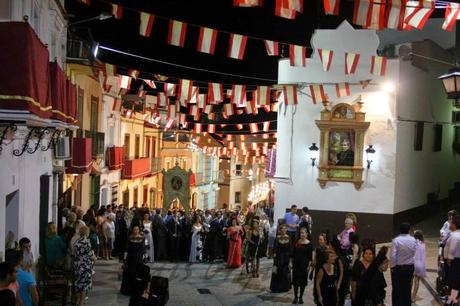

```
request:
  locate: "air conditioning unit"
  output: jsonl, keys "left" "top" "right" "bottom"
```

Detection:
{"left": 54, "top": 136, "right": 70, "bottom": 160}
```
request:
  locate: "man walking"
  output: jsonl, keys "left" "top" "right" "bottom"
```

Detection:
{"left": 283, "top": 205, "right": 299, "bottom": 246}
{"left": 391, "top": 222, "right": 417, "bottom": 306}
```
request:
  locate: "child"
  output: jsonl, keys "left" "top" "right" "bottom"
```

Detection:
{"left": 412, "top": 230, "right": 426, "bottom": 302}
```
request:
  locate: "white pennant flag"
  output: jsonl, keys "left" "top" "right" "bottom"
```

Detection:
{"left": 139, "top": 12, "right": 155, "bottom": 37}
{"left": 264, "top": 40, "right": 279, "bottom": 56}
{"left": 345, "top": 52, "right": 360, "bottom": 75}
{"left": 442, "top": 3, "right": 460, "bottom": 31}
{"left": 404, "top": 0, "right": 434, "bottom": 30}
{"left": 289, "top": 45, "right": 306, "bottom": 67}
{"left": 167, "top": 20, "right": 187, "bottom": 47}
{"left": 231, "top": 85, "right": 246, "bottom": 104}
{"left": 370, "top": 56, "right": 388, "bottom": 76}
{"left": 208, "top": 83, "right": 224, "bottom": 102}
{"left": 318, "top": 49, "right": 333, "bottom": 71}
{"left": 256, "top": 86, "right": 271, "bottom": 106}
{"left": 309, "top": 84, "right": 327, "bottom": 104}
{"left": 197, "top": 27, "right": 218, "bottom": 54}
{"left": 335, "top": 83, "right": 351, "bottom": 98}
{"left": 228, "top": 34, "right": 247, "bottom": 60}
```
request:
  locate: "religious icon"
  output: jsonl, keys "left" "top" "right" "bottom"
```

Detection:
{"left": 328, "top": 131, "right": 355, "bottom": 166}
{"left": 171, "top": 176, "right": 183, "bottom": 191}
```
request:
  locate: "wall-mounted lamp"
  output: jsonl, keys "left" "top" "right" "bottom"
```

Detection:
{"left": 365, "top": 145, "right": 376, "bottom": 169}
{"left": 309, "top": 143, "right": 319, "bottom": 166}
{"left": 439, "top": 65, "right": 460, "bottom": 107}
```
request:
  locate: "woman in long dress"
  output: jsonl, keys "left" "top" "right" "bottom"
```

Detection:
{"left": 189, "top": 215, "right": 204, "bottom": 263}
{"left": 292, "top": 227, "right": 312, "bottom": 304}
{"left": 74, "top": 225, "right": 96, "bottom": 306}
{"left": 412, "top": 230, "right": 426, "bottom": 302}
{"left": 142, "top": 213, "right": 154, "bottom": 263}
{"left": 227, "top": 217, "right": 243, "bottom": 268}
{"left": 316, "top": 251, "right": 339, "bottom": 306}
{"left": 270, "top": 224, "right": 292, "bottom": 293}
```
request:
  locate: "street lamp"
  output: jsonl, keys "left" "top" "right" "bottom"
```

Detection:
{"left": 439, "top": 65, "right": 460, "bottom": 107}
{"left": 309, "top": 143, "right": 319, "bottom": 166}
{"left": 68, "top": 12, "right": 113, "bottom": 27}
{"left": 365, "top": 145, "right": 376, "bottom": 169}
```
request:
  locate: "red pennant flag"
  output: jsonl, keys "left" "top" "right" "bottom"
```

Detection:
{"left": 262, "top": 133, "right": 270, "bottom": 139}
{"left": 197, "top": 27, "right": 218, "bottom": 54}
{"left": 245, "top": 100, "right": 258, "bottom": 114}
{"left": 111, "top": 4, "right": 123, "bottom": 19}
{"left": 189, "top": 105, "right": 200, "bottom": 117}
{"left": 194, "top": 123, "right": 202, "bottom": 134}
{"left": 249, "top": 123, "right": 259, "bottom": 133}
{"left": 231, "top": 85, "right": 246, "bottom": 104}
{"left": 442, "top": 2, "right": 460, "bottom": 31}
{"left": 208, "top": 113, "right": 216, "bottom": 120}
{"left": 289, "top": 45, "right": 306, "bottom": 67}
{"left": 144, "top": 79, "right": 156, "bottom": 89}
{"left": 385, "top": 0, "right": 407, "bottom": 30}
{"left": 179, "top": 79, "right": 193, "bottom": 101}
{"left": 283, "top": 85, "right": 298, "bottom": 105}
{"left": 370, "top": 56, "right": 388, "bottom": 76}
{"left": 208, "top": 83, "right": 224, "bottom": 102}
{"left": 345, "top": 52, "right": 360, "bottom": 75}
{"left": 353, "top": 0, "right": 386, "bottom": 30}
{"left": 251, "top": 142, "right": 258, "bottom": 150}
{"left": 275, "top": 0, "right": 296, "bottom": 19}
{"left": 237, "top": 124, "right": 244, "bottom": 130}
{"left": 223, "top": 104, "right": 234, "bottom": 116}
{"left": 256, "top": 86, "right": 271, "bottom": 106}
{"left": 318, "top": 49, "right": 333, "bottom": 72}
{"left": 309, "top": 84, "right": 327, "bottom": 104}
{"left": 207, "top": 124, "right": 216, "bottom": 133}
{"left": 228, "top": 34, "right": 247, "bottom": 60}
{"left": 165, "top": 119, "right": 175, "bottom": 130}
{"left": 263, "top": 121, "right": 270, "bottom": 132}
{"left": 139, "top": 12, "right": 155, "bottom": 37}
{"left": 112, "top": 98, "right": 122, "bottom": 112}
{"left": 233, "top": 0, "right": 263, "bottom": 7}
{"left": 167, "top": 20, "right": 187, "bottom": 47}
{"left": 404, "top": 0, "right": 434, "bottom": 30}
{"left": 323, "top": 0, "right": 341, "bottom": 15}
{"left": 335, "top": 83, "right": 351, "bottom": 98}
{"left": 264, "top": 40, "right": 279, "bottom": 56}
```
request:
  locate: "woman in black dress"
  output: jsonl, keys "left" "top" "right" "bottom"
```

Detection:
{"left": 368, "top": 246, "right": 389, "bottom": 306}
{"left": 246, "top": 217, "right": 263, "bottom": 277}
{"left": 270, "top": 224, "right": 291, "bottom": 293}
{"left": 292, "top": 228, "right": 312, "bottom": 304}
{"left": 121, "top": 226, "right": 146, "bottom": 296}
{"left": 351, "top": 246, "right": 375, "bottom": 306}
{"left": 312, "top": 232, "right": 331, "bottom": 304}
{"left": 316, "top": 250, "right": 338, "bottom": 306}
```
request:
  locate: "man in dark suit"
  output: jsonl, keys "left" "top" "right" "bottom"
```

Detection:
{"left": 336, "top": 139, "right": 354, "bottom": 166}
{"left": 152, "top": 208, "right": 168, "bottom": 260}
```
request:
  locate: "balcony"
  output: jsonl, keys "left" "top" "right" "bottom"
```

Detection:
{"left": 85, "top": 130, "right": 105, "bottom": 157}
{"left": 151, "top": 157, "right": 162, "bottom": 174}
{"left": 65, "top": 138, "right": 92, "bottom": 174}
{"left": 106, "top": 146, "right": 124, "bottom": 170}
{"left": 122, "top": 157, "right": 151, "bottom": 179}
{"left": 195, "top": 171, "right": 225, "bottom": 186}
{"left": 67, "top": 38, "right": 92, "bottom": 61}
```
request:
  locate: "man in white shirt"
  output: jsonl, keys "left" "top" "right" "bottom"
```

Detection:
{"left": 441, "top": 210, "right": 458, "bottom": 242}
{"left": 445, "top": 215, "right": 460, "bottom": 305}
{"left": 391, "top": 222, "right": 417, "bottom": 306}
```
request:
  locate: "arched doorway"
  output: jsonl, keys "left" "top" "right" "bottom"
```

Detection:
{"left": 191, "top": 192, "right": 197, "bottom": 210}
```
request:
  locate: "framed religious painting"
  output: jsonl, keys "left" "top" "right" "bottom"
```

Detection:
{"left": 315, "top": 101, "right": 370, "bottom": 189}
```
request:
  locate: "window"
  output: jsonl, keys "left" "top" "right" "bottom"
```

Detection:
{"left": 0, "top": 0, "right": 11, "bottom": 20}
{"left": 133, "top": 187, "right": 138, "bottom": 207}
{"left": 235, "top": 164, "right": 242, "bottom": 176}
{"left": 124, "top": 134, "right": 130, "bottom": 159}
{"left": 162, "top": 132, "right": 175, "bottom": 141}
{"left": 414, "top": 122, "right": 424, "bottom": 151}
{"left": 152, "top": 138, "right": 157, "bottom": 157}
{"left": 204, "top": 157, "right": 212, "bottom": 182}
{"left": 111, "top": 185, "right": 118, "bottom": 205}
{"left": 203, "top": 193, "right": 209, "bottom": 210}
{"left": 90, "top": 95, "right": 98, "bottom": 131}
{"left": 434, "top": 124, "right": 443, "bottom": 152}
{"left": 149, "top": 189, "right": 156, "bottom": 209}
{"left": 90, "top": 175, "right": 100, "bottom": 208}
{"left": 77, "top": 87, "right": 84, "bottom": 129}
{"left": 122, "top": 189, "right": 129, "bottom": 206}
{"left": 143, "top": 185, "right": 148, "bottom": 206}
{"left": 145, "top": 137, "right": 151, "bottom": 158}
{"left": 135, "top": 134, "right": 140, "bottom": 159}
{"left": 235, "top": 192, "right": 241, "bottom": 203}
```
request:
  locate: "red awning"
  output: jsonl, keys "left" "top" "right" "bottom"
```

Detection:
{"left": 65, "top": 138, "right": 92, "bottom": 174}
{"left": 189, "top": 173, "right": 196, "bottom": 186}
{"left": 107, "top": 146, "right": 124, "bottom": 170}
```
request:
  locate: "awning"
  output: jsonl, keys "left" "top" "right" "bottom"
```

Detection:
{"left": 65, "top": 138, "right": 92, "bottom": 174}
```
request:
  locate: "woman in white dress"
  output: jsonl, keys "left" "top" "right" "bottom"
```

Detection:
{"left": 189, "top": 215, "right": 204, "bottom": 263}
{"left": 142, "top": 212, "right": 154, "bottom": 263}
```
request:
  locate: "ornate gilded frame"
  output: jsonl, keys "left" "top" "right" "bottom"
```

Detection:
{"left": 315, "top": 101, "right": 370, "bottom": 190}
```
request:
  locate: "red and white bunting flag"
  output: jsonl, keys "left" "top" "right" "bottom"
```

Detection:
{"left": 370, "top": 55, "right": 388, "bottom": 76}
{"left": 137, "top": 87, "right": 147, "bottom": 99}
{"left": 144, "top": 79, "right": 156, "bottom": 89}
{"left": 158, "top": 93, "right": 168, "bottom": 107}
{"left": 283, "top": 85, "right": 298, "bottom": 105}
{"left": 240, "top": 142, "right": 247, "bottom": 151}
{"left": 179, "top": 79, "right": 193, "bottom": 101}
{"left": 145, "top": 95, "right": 157, "bottom": 108}
{"left": 335, "top": 83, "right": 351, "bottom": 98}
{"left": 323, "top": 0, "right": 341, "bottom": 15}
{"left": 256, "top": 86, "right": 271, "bottom": 106}
{"left": 208, "top": 83, "right": 224, "bottom": 102}
{"left": 262, "top": 105, "right": 271, "bottom": 112}
{"left": 111, "top": 4, "right": 123, "bottom": 19}
{"left": 309, "top": 84, "right": 327, "bottom": 104}
{"left": 112, "top": 98, "right": 122, "bottom": 112}
{"left": 251, "top": 142, "right": 258, "bottom": 151}
{"left": 194, "top": 123, "right": 202, "bottom": 134}
{"left": 353, "top": 0, "right": 386, "bottom": 30}
{"left": 197, "top": 94, "right": 207, "bottom": 109}
{"left": 245, "top": 100, "right": 258, "bottom": 114}
{"left": 104, "top": 63, "right": 116, "bottom": 76}
{"left": 318, "top": 49, "right": 334, "bottom": 72}
{"left": 167, "top": 20, "right": 187, "bottom": 47}
{"left": 127, "top": 69, "right": 139, "bottom": 79}
{"left": 139, "top": 12, "right": 155, "bottom": 37}
{"left": 167, "top": 104, "right": 176, "bottom": 119}
{"left": 223, "top": 104, "right": 234, "bottom": 116}
{"left": 263, "top": 121, "right": 270, "bottom": 132}
{"left": 233, "top": 0, "right": 263, "bottom": 7}
{"left": 262, "top": 133, "right": 270, "bottom": 139}
{"left": 197, "top": 27, "right": 218, "bottom": 54}
{"left": 231, "top": 85, "right": 246, "bottom": 104}
{"left": 208, "top": 113, "right": 216, "bottom": 120}
{"left": 249, "top": 123, "right": 259, "bottom": 133}
{"left": 264, "top": 40, "right": 279, "bottom": 56}
{"left": 385, "top": 0, "right": 406, "bottom": 30}
{"left": 404, "top": 0, "right": 434, "bottom": 30}
{"left": 207, "top": 124, "right": 216, "bottom": 133}
{"left": 345, "top": 52, "right": 360, "bottom": 75}
{"left": 189, "top": 105, "right": 200, "bottom": 117}
{"left": 188, "top": 86, "right": 199, "bottom": 104}
{"left": 179, "top": 113, "right": 187, "bottom": 125}
{"left": 275, "top": 0, "right": 297, "bottom": 19}
{"left": 220, "top": 124, "right": 227, "bottom": 128}
{"left": 164, "top": 83, "right": 176, "bottom": 96}
{"left": 165, "top": 119, "right": 175, "bottom": 130}
{"left": 203, "top": 105, "right": 213, "bottom": 114}
{"left": 262, "top": 146, "right": 268, "bottom": 155}
{"left": 100, "top": 74, "right": 111, "bottom": 93}
{"left": 232, "top": 147, "right": 238, "bottom": 156}
{"left": 226, "top": 135, "right": 233, "bottom": 141}
{"left": 236, "top": 109, "right": 244, "bottom": 115}
{"left": 240, "top": 134, "right": 246, "bottom": 141}
{"left": 289, "top": 45, "right": 306, "bottom": 67}
{"left": 119, "top": 75, "right": 132, "bottom": 89}
{"left": 237, "top": 124, "right": 244, "bottom": 130}
{"left": 228, "top": 34, "right": 247, "bottom": 60}
{"left": 442, "top": 2, "right": 460, "bottom": 31}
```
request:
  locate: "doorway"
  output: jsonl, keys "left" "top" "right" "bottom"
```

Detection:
{"left": 39, "top": 175, "right": 50, "bottom": 256}
{"left": 5, "top": 190, "right": 19, "bottom": 247}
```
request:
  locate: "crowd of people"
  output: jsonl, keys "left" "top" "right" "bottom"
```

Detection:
{"left": 0, "top": 203, "right": 459, "bottom": 306}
